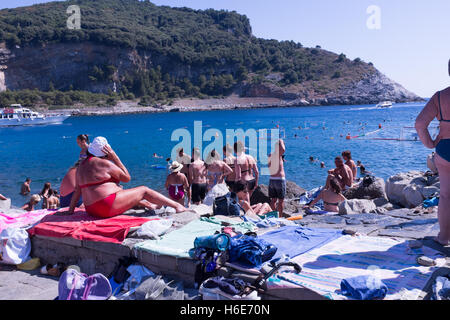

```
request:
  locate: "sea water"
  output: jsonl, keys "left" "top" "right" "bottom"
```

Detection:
{"left": 0, "top": 102, "right": 436, "bottom": 207}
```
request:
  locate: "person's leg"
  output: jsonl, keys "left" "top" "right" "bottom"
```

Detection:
{"left": 435, "top": 154, "right": 450, "bottom": 244}
{"left": 111, "top": 186, "right": 186, "bottom": 216}
{"left": 252, "top": 203, "right": 263, "bottom": 215}
{"left": 277, "top": 198, "right": 284, "bottom": 217}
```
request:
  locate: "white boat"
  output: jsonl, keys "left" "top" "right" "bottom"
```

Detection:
{"left": 376, "top": 101, "right": 393, "bottom": 109}
{"left": 0, "top": 104, "right": 70, "bottom": 127}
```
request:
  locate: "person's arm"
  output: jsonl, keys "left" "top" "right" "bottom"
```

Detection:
{"left": 164, "top": 176, "right": 169, "bottom": 190}
{"left": 222, "top": 162, "right": 233, "bottom": 177}
{"left": 67, "top": 185, "right": 81, "bottom": 215}
{"left": 183, "top": 176, "right": 191, "bottom": 204}
{"left": 234, "top": 156, "right": 242, "bottom": 181}
{"left": 102, "top": 145, "right": 131, "bottom": 183}
{"left": 21, "top": 203, "right": 28, "bottom": 210}
{"left": 278, "top": 139, "right": 286, "bottom": 155}
{"left": 307, "top": 191, "right": 323, "bottom": 208}
{"left": 415, "top": 93, "right": 439, "bottom": 149}
{"left": 251, "top": 156, "right": 259, "bottom": 186}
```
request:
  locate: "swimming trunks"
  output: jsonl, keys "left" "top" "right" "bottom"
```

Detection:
{"left": 60, "top": 192, "right": 83, "bottom": 208}
{"left": 191, "top": 183, "right": 208, "bottom": 203}
{"left": 436, "top": 139, "right": 450, "bottom": 162}
{"left": 269, "top": 178, "right": 286, "bottom": 199}
{"left": 168, "top": 184, "right": 185, "bottom": 201}
{"left": 85, "top": 193, "right": 118, "bottom": 218}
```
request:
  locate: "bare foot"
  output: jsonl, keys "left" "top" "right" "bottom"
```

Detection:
{"left": 433, "top": 236, "right": 450, "bottom": 246}
{"left": 175, "top": 204, "right": 187, "bottom": 213}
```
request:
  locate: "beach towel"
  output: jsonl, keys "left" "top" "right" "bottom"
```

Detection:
{"left": 276, "top": 235, "right": 446, "bottom": 300}
{"left": 134, "top": 217, "right": 255, "bottom": 258}
{"left": 259, "top": 226, "right": 343, "bottom": 260}
{"left": 28, "top": 209, "right": 153, "bottom": 244}
{"left": 0, "top": 209, "right": 56, "bottom": 232}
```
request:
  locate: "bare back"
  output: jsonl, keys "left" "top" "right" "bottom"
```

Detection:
{"left": 76, "top": 157, "right": 123, "bottom": 206}
{"left": 189, "top": 160, "right": 207, "bottom": 184}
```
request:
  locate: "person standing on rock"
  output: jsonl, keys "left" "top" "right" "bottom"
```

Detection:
{"left": 268, "top": 139, "right": 287, "bottom": 217}
{"left": 415, "top": 60, "right": 450, "bottom": 246}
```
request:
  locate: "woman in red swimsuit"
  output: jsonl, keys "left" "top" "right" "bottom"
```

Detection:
{"left": 67, "top": 137, "right": 186, "bottom": 218}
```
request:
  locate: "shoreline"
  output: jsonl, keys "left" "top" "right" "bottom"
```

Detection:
{"left": 41, "top": 96, "right": 426, "bottom": 117}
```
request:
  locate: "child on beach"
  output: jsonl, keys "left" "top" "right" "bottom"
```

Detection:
{"left": 22, "top": 194, "right": 41, "bottom": 212}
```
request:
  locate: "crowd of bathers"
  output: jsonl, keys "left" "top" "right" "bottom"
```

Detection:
{"left": 1, "top": 134, "right": 372, "bottom": 217}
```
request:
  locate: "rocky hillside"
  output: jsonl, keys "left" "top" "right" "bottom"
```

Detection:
{"left": 0, "top": 0, "right": 422, "bottom": 107}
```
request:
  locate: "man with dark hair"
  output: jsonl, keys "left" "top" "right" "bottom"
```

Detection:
{"left": 325, "top": 156, "right": 353, "bottom": 191}
{"left": 342, "top": 150, "right": 357, "bottom": 180}
{"left": 20, "top": 177, "right": 31, "bottom": 195}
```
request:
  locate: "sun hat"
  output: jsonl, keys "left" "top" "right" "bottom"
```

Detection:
{"left": 88, "top": 136, "right": 109, "bottom": 157}
{"left": 169, "top": 161, "right": 183, "bottom": 173}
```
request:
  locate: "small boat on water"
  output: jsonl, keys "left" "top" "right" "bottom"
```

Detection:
{"left": 0, "top": 104, "right": 70, "bottom": 127}
{"left": 376, "top": 101, "right": 393, "bottom": 109}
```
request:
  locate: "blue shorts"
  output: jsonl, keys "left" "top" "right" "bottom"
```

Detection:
{"left": 60, "top": 191, "right": 83, "bottom": 208}
{"left": 436, "top": 139, "right": 450, "bottom": 162}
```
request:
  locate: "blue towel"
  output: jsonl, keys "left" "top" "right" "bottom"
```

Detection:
{"left": 340, "top": 275, "right": 388, "bottom": 300}
{"left": 423, "top": 197, "right": 439, "bottom": 208}
{"left": 259, "top": 226, "right": 343, "bottom": 260}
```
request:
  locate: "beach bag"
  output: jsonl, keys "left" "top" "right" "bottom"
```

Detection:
{"left": 362, "top": 175, "right": 375, "bottom": 188}
{"left": 0, "top": 228, "right": 31, "bottom": 265}
{"left": 229, "top": 235, "right": 277, "bottom": 268}
{"left": 213, "top": 192, "right": 243, "bottom": 216}
{"left": 194, "top": 233, "right": 230, "bottom": 251}
{"left": 204, "top": 183, "right": 229, "bottom": 206}
{"left": 58, "top": 269, "right": 112, "bottom": 300}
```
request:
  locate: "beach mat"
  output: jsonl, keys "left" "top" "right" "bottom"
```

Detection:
{"left": 260, "top": 226, "right": 343, "bottom": 260}
{"left": 134, "top": 217, "right": 255, "bottom": 259}
{"left": 0, "top": 209, "right": 56, "bottom": 232}
{"left": 28, "top": 209, "right": 153, "bottom": 244}
{"left": 276, "top": 235, "right": 446, "bottom": 300}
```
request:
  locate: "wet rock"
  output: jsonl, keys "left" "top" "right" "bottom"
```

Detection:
{"left": 285, "top": 181, "right": 306, "bottom": 199}
{"left": 338, "top": 199, "right": 377, "bottom": 215}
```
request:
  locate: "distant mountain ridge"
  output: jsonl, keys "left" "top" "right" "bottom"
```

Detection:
{"left": 0, "top": 0, "right": 422, "bottom": 107}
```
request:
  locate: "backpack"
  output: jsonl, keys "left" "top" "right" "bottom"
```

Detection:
{"left": 58, "top": 269, "right": 112, "bottom": 300}
{"left": 228, "top": 235, "right": 277, "bottom": 268}
{"left": 362, "top": 175, "right": 375, "bottom": 188}
{"left": 213, "top": 192, "right": 243, "bottom": 216}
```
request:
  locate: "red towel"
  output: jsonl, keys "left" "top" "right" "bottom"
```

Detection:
{"left": 28, "top": 208, "right": 157, "bottom": 244}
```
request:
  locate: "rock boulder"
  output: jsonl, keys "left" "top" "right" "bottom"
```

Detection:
{"left": 338, "top": 199, "right": 377, "bottom": 215}
{"left": 344, "top": 177, "right": 387, "bottom": 200}
{"left": 386, "top": 171, "right": 429, "bottom": 208}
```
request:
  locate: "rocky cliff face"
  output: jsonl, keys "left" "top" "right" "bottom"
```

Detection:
{"left": 0, "top": 41, "right": 421, "bottom": 105}
{"left": 239, "top": 70, "right": 421, "bottom": 105}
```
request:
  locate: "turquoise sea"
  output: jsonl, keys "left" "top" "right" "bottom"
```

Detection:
{"left": 0, "top": 102, "right": 437, "bottom": 207}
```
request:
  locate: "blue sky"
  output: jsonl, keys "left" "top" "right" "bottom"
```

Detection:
{"left": 2, "top": 0, "right": 450, "bottom": 97}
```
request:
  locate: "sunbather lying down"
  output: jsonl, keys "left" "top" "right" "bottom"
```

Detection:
{"left": 304, "top": 177, "right": 346, "bottom": 213}
{"left": 233, "top": 181, "right": 272, "bottom": 217}
{"left": 66, "top": 137, "right": 186, "bottom": 219}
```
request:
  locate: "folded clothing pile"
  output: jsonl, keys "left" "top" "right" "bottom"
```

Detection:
{"left": 340, "top": 275, "right": 388, "bottom": 300}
